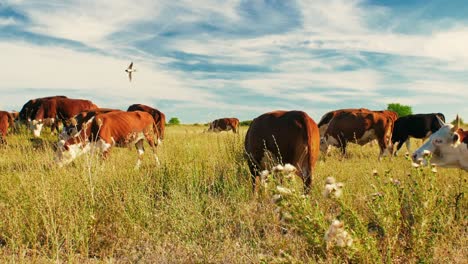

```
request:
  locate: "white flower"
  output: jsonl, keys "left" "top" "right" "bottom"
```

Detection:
{"left": 411, "top": 162, "right": 420, "bottom": 168}
{"left": 260, "top": 170, "right": 269, "bottom": 179}
{"left": 273, "top": 164, "right": 284, "bottom": 172}
{"left": 323, "top": 179, "right": 344, "bottom": 199}
{"left": 325, "top": 220, "right": 353, "bottom": 248}
{"left": 372, "top": 169, "right": 378, "bottom": 176}
{"left": 283, "top": 163, "right": 296, "bottom": 173}
{"left": 272, "top": 194, "right": 282, "bottom": 203}
{"left": 431, "top": 166, "right": 437, "bottom": 173}
{"left": 325, "top": 176, "right": 336, "bottom": 185}
{"left": 276, "top": 186, "right": 292, "bottom": 195}
{"left": 423, "top": 149, "right": 431, "bottom": 156}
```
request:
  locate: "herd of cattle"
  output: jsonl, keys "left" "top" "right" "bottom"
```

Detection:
{"left": 0, "top": 95, "right": 466, "bottom": 190}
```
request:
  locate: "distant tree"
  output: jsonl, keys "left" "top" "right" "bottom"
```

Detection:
{"left": 451, "top": 116, "right": 464, "bottom": 126}
{"left": 239, "top": 120, "right": 253, "bottom": 126}
{"left": 168, "top": 117, "right": 181, "bottom": 125}
{"left": 387, "top": 103, "right": 412, "bottom": 117}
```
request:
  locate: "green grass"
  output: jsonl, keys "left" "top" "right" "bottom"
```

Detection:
{"left": 0, "top": 125, "right": 466, "bottom": 263}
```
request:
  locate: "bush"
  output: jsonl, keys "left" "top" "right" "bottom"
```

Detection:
{"left": 239, "top": 120, "right": 252, "bottom": 126}
{"left": 168, "top": 117, "right": 181, "bottom": 125}
{"left": 387, "top": 103, "right": 412, "bottom": 117}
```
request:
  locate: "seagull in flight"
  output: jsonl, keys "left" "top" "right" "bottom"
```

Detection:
{"left": 125, "top": 62, "right": 136, "bottom": 82}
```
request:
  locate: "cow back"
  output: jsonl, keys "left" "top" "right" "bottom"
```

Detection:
{"left": 127, "top": 104, "right": 165, "bottom": 139}
{"left": 91, "top": 111, "right": 157, "bottom": 145}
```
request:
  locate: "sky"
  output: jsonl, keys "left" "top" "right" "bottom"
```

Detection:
{"left": 1, "top": 0, "right": 467, "bottom": 123}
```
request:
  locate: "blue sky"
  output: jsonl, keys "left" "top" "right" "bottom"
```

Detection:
{"left": 1, "top": 0, "right": 467, "bottom": 123}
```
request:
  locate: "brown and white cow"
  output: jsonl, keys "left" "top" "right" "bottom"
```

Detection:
{"left": 60, "top": 108, "right": 121, "bottom": 140}
{"left": 30, "top": 97, "right": 98, "bottom": 137}
{"left": 208, "top": 118, "right": 239, "bottom": 133}
{"left": 320, "top": 110, "right": 394, "bottom": 159}
{"left": 412, "top": 116, "right": 468, "bottom": 170}
{"left": 0, "top": 111, "right": 14, "bottom": 144}
{"left": 19, "top": 96, "right": 68, "bottom": 124}
{"left": 55, "top": 111, "right": 160, "bottom": 167}
{"left": 318, "top": 108, "right": 370, "bottom": 136}
{"left": 127, "top": 104, "right": 165, "bottom": 143}
{"left": 245, "top": 110, "right": 320, "bottom": 192}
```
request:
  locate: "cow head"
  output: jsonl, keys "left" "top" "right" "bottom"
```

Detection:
{"left": 54, "top": 139, "right": 90, "bottom": 167}
{"left": 412, "top": 118, "right": 466, "bottom": 168}
{"left": 29, "top": 119, "right": 44, "bottom": 138}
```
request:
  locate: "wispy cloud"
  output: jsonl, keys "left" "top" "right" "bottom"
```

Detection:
{"left": 1, "top": 0, "right": 467, "bottom": 122}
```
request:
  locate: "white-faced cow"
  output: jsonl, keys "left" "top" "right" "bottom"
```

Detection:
{"left": 0, "top": 111, "right": 14, "bottom": 144}
{"left": 55, "top": 111, "right": 160, "bottom": 168}
{"left": 391, "top": 113, "right": 446, "bottom": 155}
{"left": 412, "top": 117, "right": 468, "bottom": 171}
{"left": 208, "top": 118, "right": 239, "bottom": 133}
{"left": 18, "top": 96, "right": 67, "bottom": 128}
{"left": 60, "top": 108, "right": 121, "bottom": 140}
{"left": 317, "top": 108, "right": 370, "bottom": 136}
{"left": 30, "top": 97, "right": 98, "bottom": 137}
{"left": 320, "top": 110, "right": 394, "bottom": 159}
{"left": 127, "top": 104, "right": 165, "bottom": 143}
{"left": 245, "top": 110, "right": 320, "bottom": 193}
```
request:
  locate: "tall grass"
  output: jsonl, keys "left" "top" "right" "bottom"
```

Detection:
{"left": 0, "top": 125, "right": 466, "bottom": 263}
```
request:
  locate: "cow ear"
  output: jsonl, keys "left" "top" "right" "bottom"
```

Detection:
{"left": 453, "top": 133, "right": 459, "bottom": 143}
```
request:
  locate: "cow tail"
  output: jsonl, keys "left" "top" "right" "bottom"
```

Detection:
{"left": 303, "top": 113, "right": 318, "bottom": 191}
{"left": 7, "top": 113, "right": 14, "bottom": 127}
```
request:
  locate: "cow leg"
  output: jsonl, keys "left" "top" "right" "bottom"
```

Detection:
{"left": 302, "top": 170, "right": 312, "bottom": 194}
{"left": 145, "top": 134, "right": 160, "bottom": 166}
{"left": 340, "top": 139, "right": 347, "bottom": 156}
{"left": 135, "top": 139, "right": 145, "bottom": 168}
{"left": 377, "top": 139, "right": 388, "bottom": 161}
{"left": 394, "top": 137, "right": 408, "bottom": 155}
{"left": 405, "top": 139, "right": 411, "bottom": 152}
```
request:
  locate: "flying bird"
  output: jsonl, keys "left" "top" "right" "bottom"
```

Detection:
{"left": 125, "top": 62, "right": 136, "bottom": 82}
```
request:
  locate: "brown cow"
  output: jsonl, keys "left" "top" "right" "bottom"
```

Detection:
{"left": 208, "top": 118, "right": 239, "bottom": 133}
{"left": 55, "top": 111, "right": 160, "bottom": 167}
{"left": 60, "top": 108, "right": 121, "bottom": 140}
{"left": 127, "top": 104, "right": 165, "bottom": 142}
{"left": 318, "top": 108, "right": 370, "bottom": 136}
{"left": 19, "top": 96, "right": 68, "bottom": 123}
{"left": 320, "top": 111, "right": 394, "bottom": 159}
{"left": 0, "top": 111, "right": 14, "bottom": 144}
{"left": 30, "top": 97, "right": 98, "bottom": 137}
{"left": 245, "top": 110, "right": 320, "bottom": 192}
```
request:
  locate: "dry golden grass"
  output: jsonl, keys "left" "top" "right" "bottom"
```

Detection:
{"left": 0, "top": 125, "right": 466, "bottom": 263}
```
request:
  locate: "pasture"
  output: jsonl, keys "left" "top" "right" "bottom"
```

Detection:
{"left": 0, "top": 125, "right": 466, "bottom": 263}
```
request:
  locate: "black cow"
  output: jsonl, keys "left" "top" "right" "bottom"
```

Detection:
{"left": 391, "top": 113, "right": 445, "bottom": 155}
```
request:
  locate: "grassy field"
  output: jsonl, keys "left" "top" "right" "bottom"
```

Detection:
{"left": 0, "top": 125, "right": 466, "bottom": 263}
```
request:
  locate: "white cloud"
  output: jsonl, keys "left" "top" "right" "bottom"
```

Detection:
{"left": 2, "top": 0, "right": 468, "bottom": 121}
{"left": 0, "top": 41, "right": 216, "bottom": 105}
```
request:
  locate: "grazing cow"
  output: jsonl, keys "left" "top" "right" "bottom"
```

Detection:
{"left": 0, "top": 111, "right": 14, "bottom": 144}
{"left": 55, "top": 111, "right": 160, "bottom": 167}
{"left": 127, "top": 104, "right": 165, "bottom": 142}
{"left": 208, "top": 118, "right": 239, "bottom": 133}
{"left": 245, "top": 110, "right": 320, "bottom": 192}
{"left": 60, "top": 108, "right": 121, "bottom": 140}
{"left": 30, "top": 97, "right": 98, "bottom": 137}
{"left": 320, "top": 111, "right": 394, "bottom": 159}
{"left": 391, "top": 113, "right": 446, "bottom": 155}
{"left": 19, "top": 96, "right": 68, "bottom": 124}
{"left": 318, "top": 108, "right": 370, "bottom": 136}
{"left": 412, "top": 117, "right": 468, "bottom": 171}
